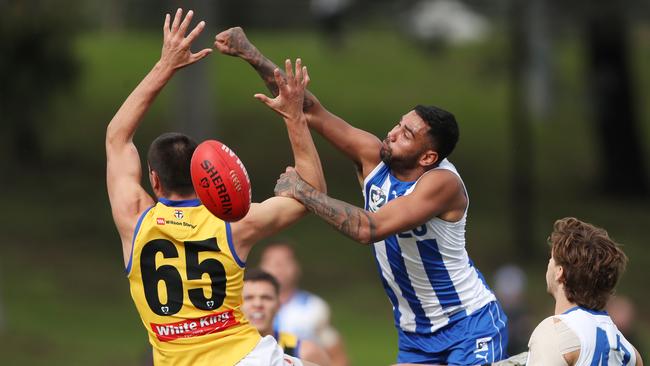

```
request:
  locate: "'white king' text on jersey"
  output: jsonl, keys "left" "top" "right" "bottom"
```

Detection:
{"left": 363, "top": 159, "right": 497, "bottom": 334}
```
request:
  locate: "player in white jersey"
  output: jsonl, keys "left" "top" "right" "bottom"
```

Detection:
{"left": 260, "top": 243, "right": 349, "bottom": 366}
{"left": 214, "top": 27, "right": 508, "bottom": 365}
{"left": 526, "top": 217, "right": 644, "bottom": 366}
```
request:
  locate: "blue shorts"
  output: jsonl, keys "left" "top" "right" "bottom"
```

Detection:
{"left": 397, "top": 301, "right": 509, "bottom": 365}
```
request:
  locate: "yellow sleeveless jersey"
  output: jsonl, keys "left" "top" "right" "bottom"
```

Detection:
{"left": 127, "top": 198, "right": 260, "bottom": 366}
{"left": 274, "top": 331, "right": 301, "bottom": 358}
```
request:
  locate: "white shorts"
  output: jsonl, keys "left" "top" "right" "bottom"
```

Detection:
{"left": 236, "top": 335, "right": 304, "bottom": 366}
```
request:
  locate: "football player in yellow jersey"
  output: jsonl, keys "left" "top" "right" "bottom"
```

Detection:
{"left": 106, "top": 8, "right": 325, "bottom": 366}
{"left": 242, "top": 269, "right": 331, "bottom": 366}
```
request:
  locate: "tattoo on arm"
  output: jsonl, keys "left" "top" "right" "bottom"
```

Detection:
{"left": 295, "top": 182, "right": 377, "bottom": 243}
{"left": 242, "top": 45, "right": 315, "bottom": 110}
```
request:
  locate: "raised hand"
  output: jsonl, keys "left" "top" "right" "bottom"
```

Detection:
{"left": 214, "top": 27, "right": 255, "bottom": 58}
{"left": 254, "top": 58, "right": 310, "bottom": 121}
{"left": 159, "top": 9, "right": 212, "bottom": 71}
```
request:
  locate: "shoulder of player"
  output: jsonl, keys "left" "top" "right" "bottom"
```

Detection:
{"left": 530, "top": 315, "right": 581, "bottom": 351}
{"left": 529, "top": 316, "right": 559, "bottom": 342}
{"left": 411, "top": 168, "right": 463, "bottom": 196}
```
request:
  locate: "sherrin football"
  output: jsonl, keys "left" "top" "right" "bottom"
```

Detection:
{"left": 190, "top": 140, "right": 251, "bottom": 222}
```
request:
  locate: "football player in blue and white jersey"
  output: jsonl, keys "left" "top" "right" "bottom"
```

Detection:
{"left": 214, "top": 28, "right": 508, "bottom": 365}
{"left": 525, "top": 217, "right": 643, "bottom": 366}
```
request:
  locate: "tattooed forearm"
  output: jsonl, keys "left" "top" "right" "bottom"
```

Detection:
{"left": 251, "top": 56, "right": 281, "bottom": 98}
{"left": 219, "top": 27, "right": 315, "bottom": 110}
{"left": 244, "top": 48, "right": 315, "bottom": 110}
{"left": 294, "top": 181, "right": 377, "bottom": 244}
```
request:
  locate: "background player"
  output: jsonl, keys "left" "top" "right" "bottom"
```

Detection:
{"left": 242, "top": 268, "right": 331, "bottom": 366}
{"left": 526, "top": 217, "right": 644, "bottom": 365}
{"left": 215, "top": 27, "right": 508, "bottom": 365}
{"left": 260, "top": 243, "right": 349, "bottom": 366}
{"left": 106, "top": 10, "right": 324, "bottom": 365}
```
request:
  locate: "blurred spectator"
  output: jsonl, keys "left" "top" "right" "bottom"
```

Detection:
{"left": 494, "top": 264, "right": 533, "bottom": 355}
{"left": 243, "top": 268, "right": 331, "bottom": 366}
{"left": 260, "top": 243, "right": 349, "bottom": 366}
{"left": 310, "top": 0, "right": 350, "bottom": 48}
{"left": 607, "top": 295, "right": 644, "bottom": 356}
{"left": 407, "top": 0, "right": 489, "bottom": 45}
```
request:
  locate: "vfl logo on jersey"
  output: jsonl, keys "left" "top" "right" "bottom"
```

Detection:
{"left": 173, "top": 209, "right": 184, "bottom": 220}
{"left": 368, "top": 185, "right": 387, "bottom": 212}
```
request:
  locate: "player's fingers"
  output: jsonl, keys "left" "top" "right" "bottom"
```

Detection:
{"left": 214, "top": 31, "right": 225, "bottom": 45}
{"left": 190, "top": 48, "right": 213, "bottom": 63}
{"left": 302, "top": 66, "right": 310, "bottom": 87}
{"left": 253, "top": 93, "right": 273, "bottom": 105}
{"left": 295, "top": 58, "right": 302, "bottom": 83}
{"left": 163, "top": 13, "right": 170, "bottom": 37}
{"left": 184, "top": 20, "right": 205, "bottom": 45}
{"left": 284, "top": 59, "right": 294, "bottom": 84}
{"left": 178, "top": 9, "right": 194, "bottom": 36}
{"left": 171, "top": 8, "right": 183, "bottom": 33}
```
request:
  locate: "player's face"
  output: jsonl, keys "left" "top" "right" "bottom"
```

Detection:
{"left": 260, "top": 246, "right": 300, "bottom": 292}
{"left": 380, "top": 110, "right": 434, "bottom": 171}
{"left": 242, "top": 281, "right": 279, "bottom": 334}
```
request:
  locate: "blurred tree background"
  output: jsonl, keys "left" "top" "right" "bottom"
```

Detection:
{"left": 1, "top": 0, "right": 649, "bottom": 364}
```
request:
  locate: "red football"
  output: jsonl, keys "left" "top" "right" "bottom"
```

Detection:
{"left": 190, "top": 140, "right": 251, "bottom": 222}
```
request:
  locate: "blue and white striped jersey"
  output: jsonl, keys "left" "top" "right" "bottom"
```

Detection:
{"left": 557, "top": 307, "right": 636, "bottom": 366}
{"left": 363, "top": 159, "right": 497, "bottom": 334}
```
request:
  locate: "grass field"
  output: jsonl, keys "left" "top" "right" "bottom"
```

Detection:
{"left": 1, "top": 26, "right": 649, "bottom": 364}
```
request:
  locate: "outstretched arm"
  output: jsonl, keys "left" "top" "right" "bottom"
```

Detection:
{"left": 106, "top": 9, "right": 212, "bottom": 266}
{"left": 230, "top": 59, "right": 326, "bottom": 259}
{"left": 214, "top": 27, "right": 382, "bottom": 180}
{"left": 253, "top": 59, "right": 325, "bottom": 193}
{"left": 274, "top": 168, "right": 464, "bottom": 244}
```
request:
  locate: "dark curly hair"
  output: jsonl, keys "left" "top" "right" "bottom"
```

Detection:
{"left": 414, "top": 105, "right": 459, "bottom": 161}
{"left": 549, "top": 217, "right": 628, "bottom": 311}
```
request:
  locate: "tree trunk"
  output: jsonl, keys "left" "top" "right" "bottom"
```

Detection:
{"left": 586, "top": 6, "right": 648, "bottom": 196}
{"left": 509, "top": 0, "right": 536, "bottom": 263}
{"left": 173, "top": 0, "right": 219, "bottom": 140}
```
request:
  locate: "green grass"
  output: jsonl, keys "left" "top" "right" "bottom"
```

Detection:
{"left": 2, "top": 25, "right": 650, "bottom": 364}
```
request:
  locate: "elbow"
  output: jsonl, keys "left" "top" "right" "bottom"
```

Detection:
{"left": 358, "top": 235, "right": 373, "bottom": 245}
{"left": 357, "top": 212, "right": 381, "bottom": 245}
{"left": 105, "top": 122, "right": 130, "bottom": 150}
{"left": 105, "top": 123, "right": 120, "bottom": 147}
{"left": 356, "top": 224, "right": 376, "bottom": 245}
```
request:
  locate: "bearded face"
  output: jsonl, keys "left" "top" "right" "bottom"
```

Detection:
{"left": 380, "top": 110, "right": 439, "bottom": 174}
{"left": 380, "top": 137, "right": 427, "bottom": 172}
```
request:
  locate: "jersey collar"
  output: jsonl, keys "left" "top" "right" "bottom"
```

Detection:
{"left": 563, "top": 306, "right": 608, "bottom": 316}
{"left": 158, "top": 197, "right": 202, "bottom": 207}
